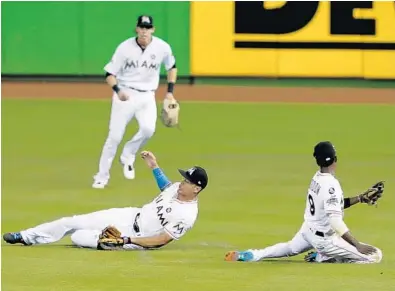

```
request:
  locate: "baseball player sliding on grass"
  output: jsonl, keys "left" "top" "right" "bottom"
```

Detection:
{"left": 3, "top": 151, "right": 208, "bottom": 251}
{"left": 225, "top": 141, "right": 385, "bottom": 264}
{"left": 93, "top": 15, "right": 180, "bottom": 189}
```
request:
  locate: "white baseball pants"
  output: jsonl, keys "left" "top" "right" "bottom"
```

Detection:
{"left": 94, "top": 88, "right": 157, "bottom": 182}
{"left": 249, "top": 222, "right": 382, "bottom": 264}
{"left": 20, "top": 207, "right": 141, "bottom": 249}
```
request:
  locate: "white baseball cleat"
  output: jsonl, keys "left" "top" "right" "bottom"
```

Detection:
{"left": 123, "top": 164, "right": 135, "bottom": 180}
{"left": 92, "top": 180, "right": 108, "bottom": 189}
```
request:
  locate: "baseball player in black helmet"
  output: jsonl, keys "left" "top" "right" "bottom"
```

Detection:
{"left": 225, "top": 141, "right": 385, "bottom": 264}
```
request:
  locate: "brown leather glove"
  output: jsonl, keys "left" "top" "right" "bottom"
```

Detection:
{"left": 160, "top": 98, "right": 180, "bottom": 127}
{"left": 359, "top": 181, "right": 385, "bottom": 206}
{"left": 97, "top": 226, "right": 126, "bottom": 251}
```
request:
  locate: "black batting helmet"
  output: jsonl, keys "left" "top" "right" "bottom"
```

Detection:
{"left": 313, "top": 141, "right": 337, "bottom": 167}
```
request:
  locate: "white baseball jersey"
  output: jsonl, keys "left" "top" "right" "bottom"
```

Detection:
{"left": 138, "top": 182, "right": 198, "bottom": 240}
{"left": 104, "top": 36, "right": 176, "bottom": 91}
{"left": 303, "top": 171, "right": 344, "bottom": 234}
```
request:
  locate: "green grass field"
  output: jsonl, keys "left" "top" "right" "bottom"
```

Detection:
{"left": 2, "top": 99, "right": 395, "bottom": 291}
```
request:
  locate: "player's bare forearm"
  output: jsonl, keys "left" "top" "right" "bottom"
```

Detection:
{"left": 106, "top": 74, "right": 118, "bottom": 87}
{"left": 167, "top": 67, "right": 177, "bottom": 84}
{"left": 341, "top": 230, "right": 377, "bottom": 255}
{"left": 341, "top": 231, "right": 360, "bottom": 247}
{"left": 165, "top": 68, "right": 177, "bottom": 100}
{"left": 126, "top": 232, "right": 173, "bottom": 248}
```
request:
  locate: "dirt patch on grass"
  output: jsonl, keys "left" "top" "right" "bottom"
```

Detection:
{"left": 2, "top": 81, "right": 394, "bottom": 104}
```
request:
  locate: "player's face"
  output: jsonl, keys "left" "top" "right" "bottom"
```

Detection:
{"left": 136, "top": 26, "right": 155, "bottom": 43}
{"left": 178, "top": 179, "right": 201, "bottom": 197}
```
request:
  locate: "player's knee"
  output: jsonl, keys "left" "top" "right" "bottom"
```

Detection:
{"left": 107, "top": 131, "right": 124, "bottom": 146}
{"left": 71, "top": 230, "right": 99, "bottom": 249}
{"left": 289, "top": 242, "right": 303, "bottom": 256}
{"left": 70, "top": 231, "right": 89, "bottom": 247}
{"left": 140, "top": 126, "right": 155, "bottom": 139}
{"left": 70, "top": 231, "right": 80, "bottom": 246}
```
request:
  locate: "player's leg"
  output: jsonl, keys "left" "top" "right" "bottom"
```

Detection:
{"left": 120, "top": 93, "right": 157, "bottom": 179}
{"left": 70, "top": 221, "right": 135, "bottom": 248}
{"left": 315, "top": 236, "right": 383, "bottom": 264}
{"left": 70, "top": 230, "right": 102, "bottom": 248}
{"left": 71, "top": 229, "right": 145, "bottom": 250}
{"left": 4, "top": 207, "right": 139, "bottom": 246}
{"left": 93, "top": 95, "right": 135, "bottom": 188}
{"left": 225, "top": 226, "right": 313, "bottom": 262}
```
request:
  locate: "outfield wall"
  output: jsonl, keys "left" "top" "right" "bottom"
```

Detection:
{"left": 2, "top": 1, "right": 395, "bottom": 80}
{"left": 1, "top": 2, "right": 190, "bottom": 76}
{"left": 191, "top": 1, "right": 395, "bottom": 80}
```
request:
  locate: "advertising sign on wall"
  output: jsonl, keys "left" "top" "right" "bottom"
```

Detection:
{"left": 191, "top": 1, "right": 395, "bottom": 79}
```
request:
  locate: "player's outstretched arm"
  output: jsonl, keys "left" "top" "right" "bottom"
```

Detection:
{"left": 126, "top": 218, "right": 190, "bottom": 248}
{"left": 125, "top": 232, "right": 173, "bottom": 249}
{"left": 343, "top": 196, "right": 361, "bottom": 209}
{"left": 141, "top": 151, "right": 172, "bottom": 191}
{"left": 344, "top": 181, "right": 385, "bottom": 209}
{"left": 97, "top": 227, "right": 172, "bottom": 251}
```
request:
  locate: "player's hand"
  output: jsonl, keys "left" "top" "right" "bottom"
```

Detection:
{"left": 356, "top": 243, "right": 376, "bottom": 255}
{"left": 141, "top": 151, "right": 158, "bottom": 169}
{"left": 117, "top": 90, "right": 129, "bottom": 101}
{"left": 165, "top": 92, "right": 175, "bottom": 101}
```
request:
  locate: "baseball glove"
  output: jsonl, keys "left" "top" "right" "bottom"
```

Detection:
{"left": 359, "top": 181, "right": 385, "bottom": 206}
{"left": 97, "top": 226, "right": 125, "bottom": 251}
{"left": 160, "top": 97, "right": 180, "bottom": 128}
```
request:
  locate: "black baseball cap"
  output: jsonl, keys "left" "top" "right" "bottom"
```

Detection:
{"left": 178, "top": 166, "right": 208, "bottom": 190}
{"left": 313, "top": 141, "right": 337, "bottom": 167}
{"left": 137, "top": 15, "right": 153, "bottom": 28}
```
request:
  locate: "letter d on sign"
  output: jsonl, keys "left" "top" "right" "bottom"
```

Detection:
{"left": 234, "top": 1, "right": 319, "bottom": 34}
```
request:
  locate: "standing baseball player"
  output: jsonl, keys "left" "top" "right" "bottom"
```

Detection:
{"left": 225, "top": 141, "right": 385, "bottom": 264}
{"left": 92, "top": 15, "right": 179, "bottom": 189}
{"left": 3, "top": 151, "right": 208, "bottom": 251}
